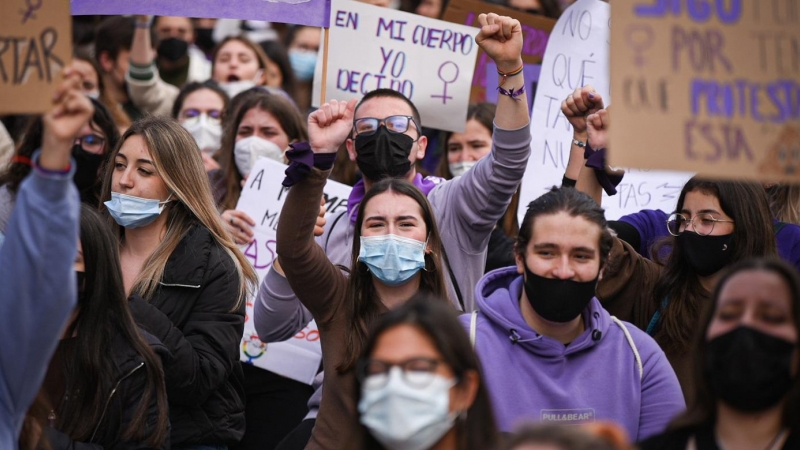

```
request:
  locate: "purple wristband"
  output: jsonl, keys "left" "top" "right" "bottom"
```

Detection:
{"left": 584, "top": 144, "right": 623, "bottom": 196}
{"left": 283, "top": 142, "right": 336, "bottom": 187}
{"left": 497, "top": 84, "right": 525, "bottom": 101}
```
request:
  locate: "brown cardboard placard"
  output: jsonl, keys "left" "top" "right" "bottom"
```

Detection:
{"left": 442, "top": 0, "right": 555, "bottom": 103}
{"left": 610, "top": 1, "right": 800, "bottom": 181}
{"left": 0, "top": 0, "right": 71, "bottom": 114}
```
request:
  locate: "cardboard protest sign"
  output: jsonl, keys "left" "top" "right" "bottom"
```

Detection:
{"left": 1, "top": 0, "right": 71, "bottom": 114}
{"left": 610, "top": 1, "right": 800, "bottom": 181}
{"left": 71, "top": 0, "right": 331, "bottom": 28}
{"left": 236, "top": 157, "right": 352, "bottom": 385}
{"left": 519, "top": 0, "right": 694, "bottom": 221}
{"left": 442, "top": 0, "right": 555, "bottom": 104}
{"left": 312, "top": 0, "right": 479, "bottom": 132}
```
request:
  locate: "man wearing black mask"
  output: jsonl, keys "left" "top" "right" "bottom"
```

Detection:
{"left": 127, "top": 15, "right": 212, "bottom": 117}
{"left": 152, "top": 16, "right": 212, "bottom": 88}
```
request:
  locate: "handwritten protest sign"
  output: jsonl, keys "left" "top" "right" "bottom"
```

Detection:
{"left": 312, "top": 0, "right": 479, "bottom": 132}
{"left": 236, "top": 157, "right": 352, "bottom": 385}
{"left": 1, "top": 0, "right": 70, "bottom": 114}
{"left": 519, "top": 0, "right": 694, "bottom": 221}
{"left": 610, "top": 1, "right": 800, "bottom": 181}
{"left": 442, "top": 0, "right": 555, "bottom": 104}
{"left": 71, "top": 0, "right": 331, "bottom": 28}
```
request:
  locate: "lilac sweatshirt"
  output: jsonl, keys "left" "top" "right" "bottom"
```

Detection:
{"left": 619, "top": 209, "right": 800, "bottom": 270}
{"left": 461, "top": 267, "right": 685, "bottom": 441}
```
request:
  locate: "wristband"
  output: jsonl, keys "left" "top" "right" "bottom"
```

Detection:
{"left": 497, "top": 63, "right": 524, "bottom": 87}
{"left": 497, "top": 84, "right": 525, "bottom": 101}
{"left": 572, "top": 138, "right": 586, "bottom": 148}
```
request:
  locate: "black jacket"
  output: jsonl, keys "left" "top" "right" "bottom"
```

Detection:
{"left": 129, "top": 225, "right": 246, "bottom": 446}
{"left": 44, "top": 330, "right": 171, "bottom": 450}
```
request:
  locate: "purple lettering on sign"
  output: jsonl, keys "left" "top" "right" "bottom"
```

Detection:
{"left": 634, "top": 0, "right": 741, "bottom": 24}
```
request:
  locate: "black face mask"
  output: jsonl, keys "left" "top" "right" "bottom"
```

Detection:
{"left": 194, "top": 28, "right": 215, "bottom": 53}
{"left": 72, "top": 144, "right": 105, "bottom": 204}
{"left": 157, "top": 37, "right": 189, "bottom": 62}
{"left": 705, "top": 326, "right": 796, "bottom": 412}
{"left": 678, "top": 232, "right": 733, "bottom": 277}
{"left": 522, "top": 266, "right": 597, "bottom": 323}
{"left": 355, "top": 127, "right": 414, "bottom": 181}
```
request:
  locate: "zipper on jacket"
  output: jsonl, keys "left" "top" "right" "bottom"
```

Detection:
{"left": 90, "top": 361, "right": 145, "bottom": 442}
{"left": 158, "top": 282, "right": 201, "bottom": 288}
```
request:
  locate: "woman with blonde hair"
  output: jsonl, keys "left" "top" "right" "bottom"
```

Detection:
{"left": 99, "top": 115, "right": 257, "bottom": 449}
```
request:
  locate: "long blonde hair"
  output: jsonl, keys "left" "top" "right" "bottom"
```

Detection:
{"left": 100, "top": 116, "right": 257, "bottom": 309}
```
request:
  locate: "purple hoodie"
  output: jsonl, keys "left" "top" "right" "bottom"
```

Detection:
{"left": 461, "top": 267, "right": 685, "bottom": 441}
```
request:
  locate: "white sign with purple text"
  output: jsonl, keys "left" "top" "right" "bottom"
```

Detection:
{"left": 236, "top": 157, "right": 352, "bottom": 385}
{"left": 519, "top": 0, "right": 693, "bottom": 221}
{"left": 313, "top": 0, "right": 479, "bottom": 132}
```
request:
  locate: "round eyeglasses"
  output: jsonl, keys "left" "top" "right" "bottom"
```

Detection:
{"left": 357, "top": 357, "right": 442, "bottom": 390}
{"left": 74, "top": 134, "right": 106, "bottom": 154}
{"left": 353, "top": 115, "right": 419, "bottom": 138}
{"left": 666, "top": 213, "right": 735, "bottom": 237}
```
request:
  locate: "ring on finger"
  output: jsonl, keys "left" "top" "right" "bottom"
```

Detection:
{"left": 230, "top": 217, "right": 235, "bottom": 225}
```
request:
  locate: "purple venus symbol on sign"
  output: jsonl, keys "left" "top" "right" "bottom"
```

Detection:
{"left": 626, "top": 24, "right": 655, "bottom": 68}
{"left": 431, "top": 61, "right": 459, "bottom": 105}
{"left": 20, "top": 0, "right": 43, "bottom": 24}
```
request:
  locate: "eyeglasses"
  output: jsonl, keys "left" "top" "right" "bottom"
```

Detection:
{"left": 666, "top": 213, "right": 735, "bottom": 237}
{"left": 357, "top": 357, "right": 442, "bottom": 389}
{"left": 74, "top": 134, "right": 106, "bottom": 154}
{"left": 181, "top": 109, "right": 222, "bottom": 125}
{"left": 353, "top": 115, "right": 419, "bottom": 138}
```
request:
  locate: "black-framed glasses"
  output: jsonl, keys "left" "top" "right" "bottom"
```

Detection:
{"left": 357, "top": 357, "right": 442, "bottom": 390}
{"left": 666, "top": 213, "right": 735, "bottom": 237}
{"left": 353, "top": 115, "right": 419, "bottom": 138}
{"left": 74, "top": 134, "right": 106, "bottom": 154}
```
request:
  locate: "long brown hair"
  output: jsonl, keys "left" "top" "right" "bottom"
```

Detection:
{"left": 667, "top": 258, "right": 800, "bottom": 434}
{"left": 217, "top": 89, "right": 308, "bottom": 211}
{"left": 652, "top": 178, "right": 777, "bottom": 353}
{"left": 99, "top": 116, "right": 257, "bottom": 308}
{"left": 338, "top": 178, "right": 449, "bottom": 373}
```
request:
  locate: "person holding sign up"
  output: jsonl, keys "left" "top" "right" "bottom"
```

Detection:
{"left": 265, "top": 12, "right": 531, "bottom": 450}
{"left": 566, "top": 90, "right": 780, "bottom": 402}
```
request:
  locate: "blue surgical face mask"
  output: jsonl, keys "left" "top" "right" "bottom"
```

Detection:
{"left": 359, "top": 234, "right": 427, "bottom": 286}
{"left": 289, "top": 49, "right": 317, "bottom": 81}
{"left": 359, "top": 367, "right": 457, "bottom": 450}
{"left": 104, "top": 192, "right": 172, "bottom": 229}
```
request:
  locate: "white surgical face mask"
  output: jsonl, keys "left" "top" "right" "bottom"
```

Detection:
{"left": 448, "top": 161, "right": 476, "bottom": 177}
{"left": 219, "top": 80, "right": 256, "bottom": 99}
{"left": 182, "top": 114, "right": 222, "bottom": 157}
{"left": 234, "top": 136, "right": 284, "bottom": 176}
{"left": 359, "top": 367, "right": 456, "bottom": 450}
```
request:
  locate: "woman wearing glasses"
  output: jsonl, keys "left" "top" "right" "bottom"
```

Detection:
{"left": 0, "top": 97, "right": 120, "bottom": 233}
{"left": 172, "top": 81, "right": 230, "bottom": 174}
{"left": 566, "top": 100, "right": 778, "bottom": 400}
{"left": 356, "top": 294, "right": 498, "bottom": 450}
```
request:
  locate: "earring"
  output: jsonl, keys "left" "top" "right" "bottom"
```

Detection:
{"left": 722, "top": 244, "right": 728, "bottom": 251}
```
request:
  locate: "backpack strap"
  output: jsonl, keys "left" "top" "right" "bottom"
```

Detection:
{"left": 470, "top": 310, "right": 479, "bottom": 349}
{"left": 440, "top": 244, "right": 465, "bottom": 311}
{"left": 611, "top": 316, "right": 643, "bottom": 381}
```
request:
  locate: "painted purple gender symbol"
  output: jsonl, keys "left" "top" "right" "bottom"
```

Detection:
{"left": 626, "top": 24, "right": 655, "bottom": 68}
{"left": 20, "top": 0, "right": 43, "bottom": 24}
{"left": 431, "top": 61, "right": 460, "bottom": 105}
